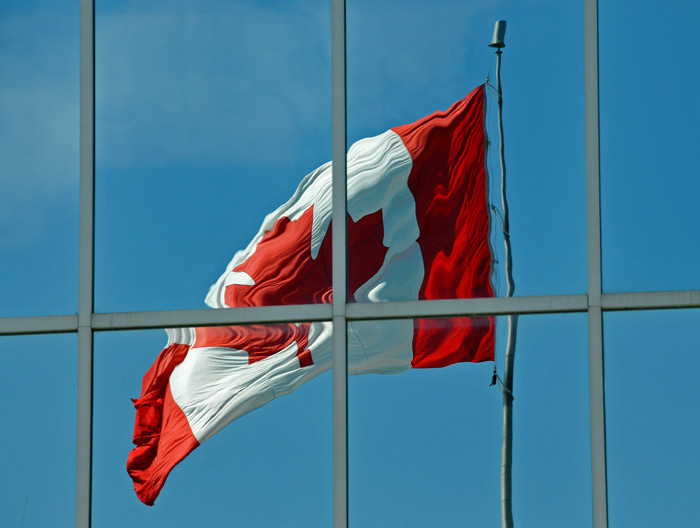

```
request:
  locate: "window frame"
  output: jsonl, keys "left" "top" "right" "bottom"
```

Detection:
{"left": 2, "top": 1, "right": 700, "bottom": 527}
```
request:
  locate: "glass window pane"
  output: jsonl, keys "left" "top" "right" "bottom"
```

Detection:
{"left": 600, "top": 2, "right": 700, "bottom": 292}
{"left": 0, "top": 2, "right": 79, "bottom": 316}
{"left": 349, "top": 314, "right": 591, "bottom": 526}
{"left": 93, "top": 326, "right": 332, "bottom": 526}
{"left": 95, "top": 0, "right": 331, "bottom": 312}
{"left": 347, "top": 0, "right": 587, "bottom": 301}
{"left": 0, "top": 334, "right": 77, "bottom": 527}
{"left": 604, "top": 309, "right": 700, "bottom": 526}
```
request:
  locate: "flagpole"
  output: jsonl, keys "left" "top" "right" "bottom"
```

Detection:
{"left": 489, "top": 20, "right": 517, "bottom": 528}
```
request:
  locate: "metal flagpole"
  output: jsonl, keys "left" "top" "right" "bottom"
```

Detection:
{"left": 488, "top": 20, "right": 517, "bottom": 528}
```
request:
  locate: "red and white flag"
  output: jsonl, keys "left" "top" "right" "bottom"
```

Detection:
{"left": 127, "top": 84, "right": 495, "bottom": 505}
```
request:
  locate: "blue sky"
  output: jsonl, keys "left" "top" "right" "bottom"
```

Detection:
{"left": 1, "top": 0, "right": 699, "bottom": 526}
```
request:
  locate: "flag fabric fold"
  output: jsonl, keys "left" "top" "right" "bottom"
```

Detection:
{"left": 128, "top": 84, "right": 495, "bottom": 505}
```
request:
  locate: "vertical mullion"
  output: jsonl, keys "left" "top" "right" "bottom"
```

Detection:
{"left": 331, "top": 0, "right": 348, "bottom": 527}
{"left": 77, "top": 1, "right": 95, "bottom": 527}
{"left": 584, "top": 0, "right": 608, "bottom": 526}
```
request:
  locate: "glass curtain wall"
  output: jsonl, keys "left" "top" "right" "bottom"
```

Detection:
{"left": 1, "top": 1, "right": 700, "bottom": 527}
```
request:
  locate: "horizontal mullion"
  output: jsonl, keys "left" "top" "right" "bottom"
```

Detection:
{"left": 91, "top": 295, "right": 589, "bottom": 331}
{"left": 91, "top": 304, "right": 333, "bottom": 331}
{"left": 346, "top": 294, "right": 588, "bottom": 320}
{"left": 4, "top": 291, "right": 700, "bottom": 336}
{"left": 0, "top": 315, "right": 78, "bottom": 335}
{"left": 601, "top": 290, "right": 700, "bottom": 311}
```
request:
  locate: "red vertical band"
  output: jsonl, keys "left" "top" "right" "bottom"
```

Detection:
{"left": 393, "top": 85, "right": 495, "bottom": 367}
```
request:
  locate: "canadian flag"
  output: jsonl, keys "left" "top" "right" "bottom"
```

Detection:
{"left": 127, "top": 84, "right": 495, "bottom": 505}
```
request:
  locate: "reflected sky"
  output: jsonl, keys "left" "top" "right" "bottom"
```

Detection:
{"left": 2, "top": 0, "right": 700, "bottom": 527}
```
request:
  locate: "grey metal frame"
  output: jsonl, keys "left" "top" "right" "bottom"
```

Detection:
{"left": 77, "top": 1, "right": 95, "bottom": 527}
{"left": 331, "top": 0, "right": 348, "bottom": 525}
{"left": 2, "top": 1, "right": 700, "bottom": 526}
{"left": 4, "top": 291, "right": 699, "bottom": 336}
{"left": 584, "top": 1, "right": 608, "bottom": 526}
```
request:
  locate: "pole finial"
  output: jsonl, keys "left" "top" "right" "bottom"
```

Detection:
{"left": 489, "top": 20, "right": 507, "bottom": 48}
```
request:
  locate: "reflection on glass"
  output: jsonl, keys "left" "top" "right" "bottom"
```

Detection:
{"left": 600, "top": 3, "right": 700, "bottom": 293}
{"left": 0, "top": 2, "right": 79, "bottom": 316}
{"left": 0, "top": 334, "right": 76, "bottom": 527}
{"left": 349, "top": 314, "right": 591, "bottom": 527}
{"left": 93, "top": 327, "right": 331, "bottom": 526}
{"left": 344, "top": 86, "right": 494, "bottom": 305}
{"left": 605, "top": 310, "right": 700, "bottom": 526}
{"left": 348, "top": 0, "right": 587, "bottom": 298}
{"left": 95, "top": 0, "right": 331, "bottom": 312}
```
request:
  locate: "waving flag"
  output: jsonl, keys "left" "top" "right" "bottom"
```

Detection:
{"left": 127, "top": 84, "right": 495, "bottom": 505}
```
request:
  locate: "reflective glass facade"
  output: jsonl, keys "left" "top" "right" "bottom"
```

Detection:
{"left": 1, "top": 1, "right": 699, "bottom": 527}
